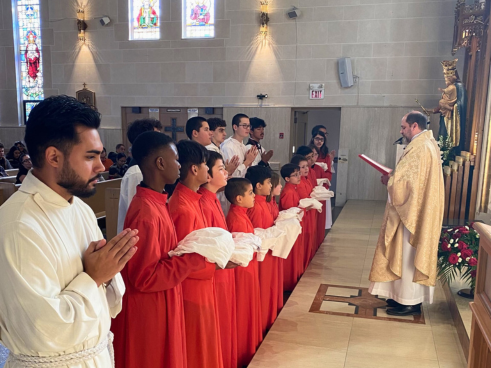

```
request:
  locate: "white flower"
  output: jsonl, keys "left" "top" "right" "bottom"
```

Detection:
{"left": 465, "top": 226, "right": 469, "bottom": 230}
{"left": 454, "top": 230, "right": 459, "bottom": 234}
{"left": 458, "top": 258, "right": 462, "bottom": 263}
{"left": 454, "top": 243, "right": 459, "bottom": 247}
{"left": 477, "top": 234, "right": 480, "bottom": 238}
{"left": 466, "top": 257, "right": 470, "bottom": 261}
{"left": 450, "top": 239, "right": 454, "bottom": 244}
{"left": 457, "top": 252, "right": 461, "bottom": 256}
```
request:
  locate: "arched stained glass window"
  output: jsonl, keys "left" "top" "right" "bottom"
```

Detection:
{"left": 129, "top": 0, "right": 161, "bottom": 40}
{"left": 182, "top": 0, "right": 215, "bottom": 39}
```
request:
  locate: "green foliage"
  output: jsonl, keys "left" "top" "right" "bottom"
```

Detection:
{"left": 438, "top": 135, "right": 454, "bottom": 166}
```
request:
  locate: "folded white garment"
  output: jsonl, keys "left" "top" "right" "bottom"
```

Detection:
{"left": 299, "top": 198, "right": 323, "bottom": 213}
{"left": 273, "top": 217, "right": 302, "bottom": 259}
{"left": 168, "top": 227, "right": 234, "bottom": 269}
{"left": 254, "top": 227, "right": 286, "bottom": 262}
{"left": 317, "top": 178, "right": 331, "bottom": 187}
{"left": 311, "top": 186, "right": 335, "bottom": 201}
{"left": 315, "top": 162, "right": 328, "bottom": 171}
{"left": 276, "top": 207, "right": 304, "bottom": 222}
{"left": 230, "top": 232, "right": 262, "bottom": 267}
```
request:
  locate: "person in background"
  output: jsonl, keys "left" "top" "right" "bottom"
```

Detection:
{"left": 206, "top": 117, "right": 239, "bottom": 177}
{"left": 109, "top": 153, "right": 128, "bottom": 179}
{"left": 14, "top": 141, "right": 27, "bottom": 154}
{"left": 0, "top": 166, "right": 7, "bottom": 178}
{"left": 16, "top": 154, "right": 32, "bottom": 184}
{"left": 309, "top": 131, "right": 334, "bottom": 184}
{"left": 100, "top": 147, "right": 113, "bottom": 171}
{"left": 186, "top": 116, "right": 213, "bottom": 147}
{"left": 109, "top": 143, "right": 125, "bottom": 162}
{"left": 0, "top": 143, "right": 13, "bottom": 170}
{"left": 126, "top": 119, "right": 163, "bottom": 167}
{"left": 7, "top": 146, "right": 22, "bottom": 169}
{"left": 246, "top": 117, "right": 273, "bottom": 168}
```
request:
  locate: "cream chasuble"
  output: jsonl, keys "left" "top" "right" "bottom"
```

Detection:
{"left": 369, "top": 130, "right": 444, "bottom": 303}
{"left": 0, "top": 172, "right": 125, "bottom": 367}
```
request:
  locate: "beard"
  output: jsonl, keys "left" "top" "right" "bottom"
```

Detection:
{"left": 57, "top": 161, "right": 98, "bottom": 198}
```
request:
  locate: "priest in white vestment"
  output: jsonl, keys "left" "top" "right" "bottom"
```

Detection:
{"left": 0, "top": 95, "right": 138, "bottom": 367}
{"left": 369, "top": 111, "right": 444, "bottom": 316}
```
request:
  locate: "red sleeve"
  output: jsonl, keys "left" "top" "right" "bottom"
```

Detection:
{"left": 125, "top": 218, "right": 207, "bottom": 293}
{"left": 247, "top": 206, "right": 264, "bottom": 228}
{"left": 280, "top": 190, "right": 298, "bottom": 210}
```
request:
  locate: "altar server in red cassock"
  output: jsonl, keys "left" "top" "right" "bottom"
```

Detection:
{"left": 291, "top": 155, "right": 316, "bottom": 270}
{"left": 198, "top": 151, "right": 238, "bottom": 368}
{"left": 225, "top": 178, "right": 262, "bottom": 368}
{"left": 267, "top": 172, "right": 283, "bottom": 311}
{"left": 279, "top": 163, "right": 305, "bottom": 290}
{"left": 112, "top": 132, "right": 208, "bottom": 368}
{"left": 311, "top": 130, "right": 334, "bottom": 184}
{"left": 168, "top": 140, "right": 223, "bottom": 368}
{"left": 245, "top": 166, "right": 282, "bottom": 335}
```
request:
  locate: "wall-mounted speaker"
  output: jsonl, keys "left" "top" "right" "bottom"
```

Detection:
{"left": 287, "top": 7, "right": 301, "bottom": 19}
{"left": 338, "top": 57, "right": 354, "bottom": 88}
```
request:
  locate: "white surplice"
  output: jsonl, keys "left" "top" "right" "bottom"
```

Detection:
{"left": 117, "top": 164, "right": 142, "bottom": 233}
{"left": 220, "top": 136, "right": 248, "bottom": 178}
{"left": 0, "top": 172, "right": 125, "bottom": 367}
{"left": 244, "top": 142, "right": 265, "bottom": 167}
{"left": 205, "top": 143, "right": 221, "bottom": 154}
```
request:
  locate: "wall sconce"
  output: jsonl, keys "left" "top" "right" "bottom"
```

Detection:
{"left": 260, "top": 1, "right": 269, "bottom": 36}
{"left": 77, "top": 9, "right": 87, "bottom": 42}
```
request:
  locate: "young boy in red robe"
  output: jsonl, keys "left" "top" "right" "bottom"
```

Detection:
{"left": 198, "top": 151, "right": 238, "bottom": 368}
{"left": 291, "top": 154, "right": 316, "bottom": 270}
{"left": 297, "top": 145, "right": 325, "bottom": 254}
{"left": 112, "top": 132, "right": 208, "bottom": 368}
{"left": 266, "top": 172, "right": 283, "bottom": 312}
{"left": 168, "top": 140, "right": 223, "bottom": 368}
{"left": 245, "top": 166, "right": 282, "bottom": 335}
{"left": 225, "top": 178, "right": 262, "bottom": 368}
{"left": 279, "top": 163, "right": 305, "bottom": 291}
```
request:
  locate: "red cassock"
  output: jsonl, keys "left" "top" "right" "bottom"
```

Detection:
{"left": 316, "top": 154, "right": 333, "bottom": 183}
{"left": 279, "top": 183, "right": 305, "bottom": 291}
{"left": 198, "top": 188, "right": 237, "bottom": 368}
{"left": 226, "top": 204, "right": 262, "bottom": 368}
{"left": 247, "top": 195, "right": 282, "bottom": 335}
{"left": 297, "top": 176, "right": 316, "bottom": 270}
{"left": 308, "top": 167, "right": 325, "bottom": 253}
{"left": 112, "top": 186, "right": 207, "bottom": 368}
{"left": 168, "top": 183, "right": 223, "bottom": 368}
{"left": 312, "top": 164, "right": 330, "bottom": 251}
{"left": 267, "top": 198, "right": 283, "bottom": 311}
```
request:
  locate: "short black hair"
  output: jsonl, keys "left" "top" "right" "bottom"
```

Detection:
{"left": 127, "top": 118, "right": 161, "bottom": 144}
{"left": 312, "top": 125, "right": 326, "bottom": 137}
{"left": 249, "top": 117, "right": 266, "bottom": 130}
{"left": 132, "top": 131, "right": 174, "bottom": 166}
{"left": 176, "top": 140, "right": 209, "bottom": 181}
{"left": 186, "top": 116, "right": 207, "bottom": 140}
{"left": 207, "top": 118, "right": 226, "bottom": 131}
{"left": 406, "top": 112, "right": 428, "bottom": 131}
{"left": 232, "top": 113, "right": 249, "bottom": 129}
{"left": 225, "top": 178, "right": 252, "bottom": 204}
{"left": 116, "top": 143, "right": 124, "bottom": 150}
{"left": 206, "top": 150, "right": 223, "bottom": 177}
{"left": 245, "top": 165, "right": 272, "bottom": 192}
{"left": 280, "top": 163, "right": 300, "bottom": 180}
{"left": 296, "top": 146, "right": 313, "bottom": 157}
{"left": 291, "top": 154, "right": 308, "bottom": 166}
{"left": 0, "top": 143, "right": 4, "bottom": 149}
{"left": 117, "top": 153, "right": 127, "bottom": 161}
{"left": 24, "top": 95, "right": 101, "bottom": 168}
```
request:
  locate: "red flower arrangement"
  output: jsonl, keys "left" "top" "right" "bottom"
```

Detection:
{"left": 438, "top": 224, "right": 480, "bottom": 290}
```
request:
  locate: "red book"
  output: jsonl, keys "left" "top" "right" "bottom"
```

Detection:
{"left": 358, "top": 154, "right": 393, "bottom": 175}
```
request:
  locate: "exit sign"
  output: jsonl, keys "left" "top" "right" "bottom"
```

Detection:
{"left": 309, "top": 83, "right": 325, "bottom": 100}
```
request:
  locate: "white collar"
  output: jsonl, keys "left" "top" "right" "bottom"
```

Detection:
{"left": 411, "top": 130, "right": 427, "bottom": 142}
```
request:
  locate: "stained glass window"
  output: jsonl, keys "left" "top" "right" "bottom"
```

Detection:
{"left": 12, "top": 0, "right": 44, "bottom": 122}
{"left": 129, "top": 0, "right": 160, "bottom": 40}
{"left": 182, "top": 0, "right": 215, "bottom": 39}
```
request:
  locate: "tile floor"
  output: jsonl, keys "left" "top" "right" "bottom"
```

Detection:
{"left": 249, "top": 200, "right": 468, "bottom": 368}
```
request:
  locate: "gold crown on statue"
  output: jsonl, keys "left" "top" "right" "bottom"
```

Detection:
{"left": 441, "top": 59, "right": 458, "bottom": 77}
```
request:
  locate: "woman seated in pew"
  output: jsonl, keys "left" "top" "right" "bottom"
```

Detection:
{"left": 7, "top": 146, "right": 21, "bottom": 169}
{"left": 109, "top": 153, "right": 128, "bottom": 179}
{"left": 16, "top": 154, "right": 32, "bottom": 184}
{"left": 101, "top": 147, "right": 114, "bottom": 171}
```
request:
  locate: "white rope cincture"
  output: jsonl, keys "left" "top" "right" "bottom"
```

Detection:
{"left": 8, "top": 332, "right": 114, "bottom": 368}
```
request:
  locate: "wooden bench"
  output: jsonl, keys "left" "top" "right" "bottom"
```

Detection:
{"left": 81, "top": 179, "right": 122, "bottom": 219}
{"left": 105, "top": 188, "right": 120, "bottom": 240}
{"left": 0, "top": 176, "right": 17, "bottom": 184}
{"left": 5, "top": 169, "right": 18, "bottom": 176}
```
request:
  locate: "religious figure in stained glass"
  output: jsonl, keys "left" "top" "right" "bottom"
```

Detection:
{"left": 182, "top": 0, "right": 215, "bottom": 39}
{"left": 129, "top": 0, "right": 160, "bottom": 40}
{"left": 24, "top": 31, "right": 41, "bottom": 86}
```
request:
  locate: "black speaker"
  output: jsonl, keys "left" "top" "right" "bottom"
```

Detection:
{"left": 205, "top": 107, "right": 214, "bottom": 115}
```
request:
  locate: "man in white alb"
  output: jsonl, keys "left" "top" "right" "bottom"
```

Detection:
{"left": 0, "top": 95, "right": 139, "bottom": 367}
{"left": 206, "top": 117, "right": 239, "bottom": 176}
{"left": 117, "top": 118, "right": 161, "bottom": 233}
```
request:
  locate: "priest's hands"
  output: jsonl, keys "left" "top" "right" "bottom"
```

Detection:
{"left": 244, "top": 146, "right": 259, "bottom": 167}
{"left": 225, "top": 155, "right": 240, "bottom": 175}
{"left": 84, "top": 229, "right": 139, "bottom": 287}
{"left": 261, "top": 150, "right": 274, "bottom": 163}
{"left": 381, "top": 174, "right": 390, "bottom": 186}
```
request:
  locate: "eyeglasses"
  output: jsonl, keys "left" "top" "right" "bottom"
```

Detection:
{"left": 314, "top": 137, "right": 325, "bottom": 142}
{"left": 22, "top": 158, "right": 31, "bottom": 164}
{"left": 289, "top": 172, "right": 300, "bottom": 178}
{"left": 239, "top": 124, "right": 251, "bottom": 129}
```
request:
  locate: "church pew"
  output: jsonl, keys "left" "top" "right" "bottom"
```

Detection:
{"left": 0, "top": 182, "right": 20, "bottom": 207}
{"left": 105, "top": 188, "right": 120, "bottom": 241}
{"left": 0, "top": 176, "right": 17, "bottom": 183}
{"left": 100, "top": 171, "right": 110, "bottom": 180}
{"left": 5, "top": 169, "right": 18, "bottom": 176}
{"left": 81, "top": 179, "right": 122, "bottom": 218}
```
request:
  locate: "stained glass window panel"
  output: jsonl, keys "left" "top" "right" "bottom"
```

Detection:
{"left": 182, "top": 0, "right": 215, "bottom": 39}
{"left": 129, "top": 0, "right": 160, "bottom": 40}
{"left": 14, "top": 0, "right": 44, "bottom": 101}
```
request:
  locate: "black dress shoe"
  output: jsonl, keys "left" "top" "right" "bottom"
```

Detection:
{"left": 386, "top": 299, "right": 402, "bottom": 308}
{"left": 386, "top": 304, "right": 421, "bottom": 316}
